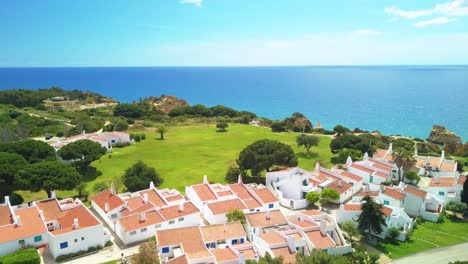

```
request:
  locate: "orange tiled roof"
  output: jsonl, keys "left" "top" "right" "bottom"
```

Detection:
{"left": 200, "top": 222, "right": 246, "bottom": 242}
{"left": 404, "top": 186, "right": 427, "bottom": 200}
{"left": 216, "top": 190, "right": 233, "bottom": 197}
{"left": 157, "top": 202, "right": 199, "bottom": 220}
{"left": 327, "top": 180, "right": 353, "bottom": 194}
{"left": 0, "top": 205, "right": 13, "bottom": 226}
{"left": 206, "top": 199, "right": 246, "bottom": 215}
{"left": 91, "top": 189, "right": 125, "bottom": 212}
{"left": 229, "top": 184, "right": 253, "bottom": 200}
{"left": 429, "top": 177, "right": 457, "bottom": 188}
{"left": 458, "top": 175, "right": 466, "bottom": 185}
{"left": 118, "top": 210, "right": 164, "bottom": 232}
{"left": 126, "top": 196, "right": 145, "bottom": 211}
{"left": 253, "top": 188, "right": 278, "bottom": 204}
{"left": 339, "top": 171, "right": 363, "bottom": 182}
{"left": 382, "top": 206, "right": 393, "bottom": 217}
{"left": 192, "top": 184, "right": 217, "bottom": 202}
{"left": 290, "top": 220, "right": 318, "bottom": 228}
{"left": 245, "top": 210, "right": 288, "bottom": 228}
{"left": 375, "top": 171, "right": 389, "bottom": 179}
{"left": 383, "top": 188, "right": 406, "bottom": 201}
{"left": 156, "top": 226, "right": 213, "bottom": 259}
{"left": 355, "top": 190, "right": 379, "bottom": 197}
{"left": 50, "top": 205, "right": 100, "bottom": 235}
{"left": 35, "top": 199, "right": 62, "bottom": 221}
{"left": 139, "top": 189, "right": 167, "bottom": 207}
{"left": 305, "top": 230, "right": 336, "bottom": 250}
{"left": 350, "top": 164, "right": 374, "bottom": 174}
{"left": 167, "top": 254, "right": 189, "bottom": 264}
{"left": 0, "top": 207, "right": 47, "bottom": 243}
{"left": 301, "top": 210, "right": 323, "bottom": 216}
{"left": 271, "top": 246, "right": 297, "bottom": 264}
{"left": 242, "top": 198, "right": 262, "bottom": 209}
{"left": 237, "top": 248, "right": 257, "bottom": 260}
{"left": 343, "top": 204, "right": 362, "bottom": 211}
{"left": 259, "top": 232, "right": 285, "bottom": 244}
{"left": 210, "top": 248, "right": 238, "bottom": 262}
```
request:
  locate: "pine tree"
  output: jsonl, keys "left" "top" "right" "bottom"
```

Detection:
{"left": 358, "top": 195, "right": 386, "bottom": 238}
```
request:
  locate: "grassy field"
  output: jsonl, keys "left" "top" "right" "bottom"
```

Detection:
{"left": 376, "top": 216, "right": 468, "bottom": 259}
{"left": 18, "top": 123, "right": 335, "bottom": 201}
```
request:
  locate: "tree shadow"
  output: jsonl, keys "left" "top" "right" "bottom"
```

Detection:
{"left": 216, "top": 130, "right": 228, "bottom": 133}
{"left": 296, "top": 152, "right": 319, "bottom": 159}
{"left": 79, "top": 166, "right": 102, "bottom": 182}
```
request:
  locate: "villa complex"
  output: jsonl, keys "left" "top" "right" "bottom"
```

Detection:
{"left": 49, "top": 131, "right": 131, "bottom": 151}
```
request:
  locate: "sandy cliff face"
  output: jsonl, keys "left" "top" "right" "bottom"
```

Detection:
{"left": 142, "top": 95, "right": 190, "bottom": 113}
{"left": 427, "top": 125, "right": 462, "bottom": 154}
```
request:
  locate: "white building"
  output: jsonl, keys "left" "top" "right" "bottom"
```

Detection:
{"left": 49, "top": 131, "right": 131, "bottom": 152}
{"left": 426, "top": 175, "right": 466, "bottom": 204}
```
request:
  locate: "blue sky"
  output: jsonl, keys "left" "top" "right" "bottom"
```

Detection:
{"left": 1, "top": 0, "right": 468, "bottom": 66}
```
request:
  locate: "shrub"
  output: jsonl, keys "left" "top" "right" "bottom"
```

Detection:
{"left": 113, "top": 142, "right": 131, "bottom": 148}
{"left": 55, "top": 245, "right": 103, "bottom": 262}
{"left": 105, "top": 240, "right": 113, "bottom": 247}
{"left": 0, "top": 248, "right": 40, "bottom": 264}
{"left": 388, "top": 227, "right": 400, "bottom": 240}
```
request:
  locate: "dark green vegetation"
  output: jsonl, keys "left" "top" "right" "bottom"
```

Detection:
{"left": 57, "top": 139, "right": 107, "bottom": 170}
{"left": 296, "top": 134, "right": 320, "bottom": 154}
{"left": 0, "top": 248, "right": 41, "bottom": 264}
{"left": 55, "top": 241, "right": 112, "bottom": 262}
{"left": 358, "top": 196, "right": 386, "bottom": 238}
{"left": 123, "top": 161, "right": 163, "bottom": 192}
{"left": 226, "top": 209, "right": 246, "bottom": 224}
{"left": 247, "top": 249, "right": 380, "bottom": 264}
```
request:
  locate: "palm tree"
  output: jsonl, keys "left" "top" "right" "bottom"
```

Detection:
{"left": 157, "top": 126, "right": 167, "bottom": 140}
{"left": 393, "top": 148, "right": 416, "bottom": 182}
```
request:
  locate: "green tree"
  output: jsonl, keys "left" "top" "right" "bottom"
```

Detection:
{"left": 246, "top": 253, "right": 283, "bottom": 264}
{"left": 445, "top": 200, "right": 468, "bottom": 218}
{"left": 57, "top": 139, "right": 107, "bottom": 170}
{"left": 333, "top": 125, "right": 350, "bottom": 136}
{"left": 0, "top": 152, "right": 28, "bottom": 185}
{"left": 216, "top": 121, "right": 229, "bottom": 132}
{"left": 123, "top": 161, "right": 163, "bottom": 192}
{"left": 17, "top": 161, "right": 80, "bottom": 197}
{"left": 157, "top": 126, "right": 167, "bottom": 140}
{"left": 113, "top": 103, "right": 146, "bottom": 118}
{"left": 0, "top": 139, "right": 56, "bottom": 163}
{"left": 320, "top": 188, "right": 340, "bottom": 205}
{"left": 225, "top": 165, "right": 245, "bottom": 183}
{"left": 226, "top": 209, "right": 246, "bottom": 224}
{"left": 75, "top": 182, "right": 89, "bottom": 199}
{"left": 131, "top": 240, "right": 159, "bottom": 264}
{"left": 113, "top": 119, "right": 129, "bottom": 131}
{"left": 341, "top": 221, "right": 361, "bottom": 241}
{"left": 305, "top": 192, "right": 320, "bottom": 205}
{"left": 210, "top": 105, "right": 239, "bottom": 117}
{"left": 462, "top": 176, "right": 468, "bottom": 205}
{"left": 394, "top": 148, "right": 416, "bottom": 181}
{"left": 404, "top": 171, "right": 420, "bottom": 184}
{"left": 331, "top": 148, "right": 363, "bottom": 164}
{"left": 358, "top": 195, "right": 386, "bottom": 238}
{"left": 329, "top": 134, "right": 373, "bottom": 155}
{"left": 296, "top": 134, "right": 320, "bottom": 154}
{"left": 237, "top": 139, "right": 298, "bottom": 176}
{"left": 271, "top": 121, "right": 287, "bottom": 132}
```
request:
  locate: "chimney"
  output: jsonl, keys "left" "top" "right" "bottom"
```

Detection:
{"left": 105, "top": 202, "right": 110, "bottom": 212}
{"left": 388, "top": 143, "right": 393, "bottom": 153}
{"left": 203, "top": 175, "right": 208, "bottom": 184}
{"left": 143, "top": 193, "right": 148, "bottom": 203}
{"left": 363, "top": 152, "right": 369, "bottom": 161}
{"left": 338, "top": 180, "right": 343, "bottom": 187}
{"left": 315, "top": 162, "right": 320, "bottom": 173}
{"left": 266, "top": 210, "right": 271, "bottom": 220}
{"left": 149, "top": 181, "right": 155, "bottom": 189}
{"left": 238, "top": 253, "right": 245, "bottom": 264}
{"left": 399, "top": 181, "right": 405, "bottom": 191}
{"left": 287, "top": 236, "right": 296, "bottom": 252}
{"left": 345, "top": 156, "right": 352, "bottom": 167}
{"left": 39, "top": 210, "right": 45, "bottom": 220}
{"left": 4, "top": 196, "right": 9, "bottom": 205}
{"left": 110, "top": 182, "right": 116, "bottom": 195}
{"left": 16, "top": 215, "right": 22, "bottom": 227}
{"left": 320, "top": 219, "right": 327, "bottom": 235}
{"left": 50, "top": 191, "right": 56, "bottom": 198}
{"left": 414, "top": 144, "right": 418, "bottom": 156}
{"left": 435, "top": 177, "right": 440, "bottom": 184}
{"left": 238, "top": 174, "right": 243, "bottom": 184}
{"left": 73, "top": 218, "right": 79, "bottom": 229}
{"left": 441, "top": 150, "right": 445, "bottom": 160}
{"left": 140, "top": 212, "right": 146, "bottom": 222}
{"left": 178, "top": 201, "right": 184, "bottom": 212}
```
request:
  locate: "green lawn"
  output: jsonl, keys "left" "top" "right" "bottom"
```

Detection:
{"left": 376, "top": 216, "right": 468, "bottom": 259}
{"left": 18, "top": 123, "right": 334, "bottom": 201}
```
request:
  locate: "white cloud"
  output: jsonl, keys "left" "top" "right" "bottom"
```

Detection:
{"left": 352, "top": 29, "right": 382, "bottom": 36}
{"left": 384, "top": 6, "right": 433, "bottom": 19}
{"left": 413, "top": 17, "right": 456, "bottom": 27}
{"left": 435, "top": 0, "right": 468, "bottom": 16}
{"left": 181, "top": 0, "right": 202, "bottom": 7}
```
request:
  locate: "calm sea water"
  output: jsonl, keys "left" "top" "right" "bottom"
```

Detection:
{"left": 1, "top": 66, "right": 467, "bottom": 140}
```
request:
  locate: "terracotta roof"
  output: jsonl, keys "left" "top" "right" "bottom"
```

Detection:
{"left": 200, "top": 222, "right": 246, "bottom": 242}
{"left": 118, "top": 210, "right": 164, "bottom": 232}
{"left": 404, "top": 186, "right": 427, "bottom": 200}
{"left": 129, "top": 203, "right": 156, "bottom": 215}
{"left": 382, "top": 206, "right": 393, "bottom": 217}
{"left": 339, "top": 171, "right": 363, "bottom": 182}
{"left": 301, "top": 210, "right": 323, "bottom": 216}
{"left": 192, "top": 184, "right": 217, "bottom": 202}
{"left": 206, "top": 199, "right": 246, "bottom": 215}
{"left": 242, "top": 198, "right": 262, "bottom": 209}
{"left": 429, "top": 177, "right": 457, "bottom": 188}
{"left": 271, "top": 246, "right": 297, "bottom": 264}
{"left": 0, "top": 205, "right": 13, "bottom": 226}
{"left": 210, "top": 248, "right": 238, "bottom": 262}
{"left": 383, "top": 188, "right": 406, "bottom": 201}
{"left": 355, "top": 191, "right": 379, "bottom": 197}
{"left": 216, "top": 190, "right": 234, "bottom": 197}
{"left": 259, "top": 232, "right": 285, "bottom": 244}
{"left": 290, "top": 220, "right": 318, "bottom": 228}
{"left": 165, "top": 195, "right": 184, "bottom": 202}
{"left": 229, "top": 184, "right": 253, "bottom": 200}
{"left": 91, "top": 189, "right": 125, "bottom": 212}
{"left": 126, "top": 196, "right": 145, "bottom": 211}
{"left": 245, "top": 210, "right": 288, "bottom": 228}
{"left": 0, "top": 207, "right": 47, "bottom": 243}
{"left": 375, "top": 172, "right": 389, "bottom": 179}
{"left": 327, "top": 180, "right": 353, "bottom": 194}
{"left": 237, "top": 248, "right": 257, "bottom": 260}
{"left": 157, "top": 201, "right": 199, "bottom": 220}
{"left": 440, "top": 162, "right": 457, "bottom": 172}
{"left": 304, "top": 230, "right": 335, "bottom": 249}
{"left": 50, "top": 205, "right": 100, "bottom": 235}
{"left": 458, "top": 175, "right": 466, "bottom": 185}
{"left": 167, "top": 254, "right": 189, "bottom": 264}
{"left": 35, "top": 199, "right": 62, "bottom": 221}
{"left": 350, "top": 164, "right": 374, "bottom": 174}
{"left": 139, "top": 189, "right": 167, "bottom": 207}
{"left": 156, "top": 226, "right": 212, "bottom": 259}
{"left": 373, "top": 149, "right": 388, "bottom": 159}
{"left": 253, "top": 188, "right": 278, "bottom": 204}
{"left": 343, "top": 204, "right": 362, "bottom": 211}
{"left": 370, "top": 162, "right": 393, "bottom": 173}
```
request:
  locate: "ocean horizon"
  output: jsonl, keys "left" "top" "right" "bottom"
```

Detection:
{"left": 1, "top": 65, "right": 467, "bottom": 141}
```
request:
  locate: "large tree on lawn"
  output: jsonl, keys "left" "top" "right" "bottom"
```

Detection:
{"left": 358, "top": 195, "right": 386, "bottom": 238}
{"left": 57, "top": 139, "right": 107, "bottom": 170}
{"left": 296, "top": 134, "right": 319, "bottom": 154}
{"left": 0, "top": 139, "right": 56, "bottom": 163}
{"left": 123, "top": 161, "right": 163, "bottom": 192}
{"left": 17, "top": 161, "right": 80, "bottom": 197}
{"left": 0, "top": 152, "right": 28, "bottom": 185}
{"left": 237, "top": 139, "right": 298, "bottom": 176}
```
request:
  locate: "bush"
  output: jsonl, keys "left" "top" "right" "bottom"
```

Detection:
{"left": 93, "top": 182, "right": 108, "bottom": 193}
{"left": 113, "top": 142, "right": 131, "bottom": 148}
{"left": 105, "top": 241, "right": 113, "bottom": 247}
{"left": 55, "top": 245, "right": 103, "bottom": 262}
{"left": 0, "top": 248, "right": 41, "bottom": 264}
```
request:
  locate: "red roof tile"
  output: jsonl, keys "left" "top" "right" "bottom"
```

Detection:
{"left": 305, "top": 230, "right": 336, "bottom": 249}
{"left": 404, "top": 186, "right": 426, "bottom": 200}
{"left": 0, "top": 207, "right": 47, "bottom": 243}
{"left": 157, "top": 202, "right": 199, "bottom": 220}
{"left": 383, "top": 188, "right": 406, "bottom": 201}
{"left": 192, "top": 184, "right": 217, "bottom": 202}
{"left": 91, "top": 189, "right": 125, "bottom": 212}
{"left": 253, "top": 188, "right": 278, "bottom": 203}
{"left": 118, "top": 210, "right": 164, "bottom": 232}
{"left": 206, "top": 199, "right": 246, "bottom": 215}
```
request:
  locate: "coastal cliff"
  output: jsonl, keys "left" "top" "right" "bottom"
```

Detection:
{"left": 140, "top": 95, "right": 190, "bottom": 113}
{"left": 427, "top": 125, "right": 462, "bottom": 153}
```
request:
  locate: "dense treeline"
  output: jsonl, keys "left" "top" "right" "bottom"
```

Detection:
{"left": 0, "top": 87, "right": 112, "bottom": 108}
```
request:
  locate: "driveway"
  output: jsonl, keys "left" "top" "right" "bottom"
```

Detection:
{"left": 391, "top": 242, "right": 468, "bottom": 264}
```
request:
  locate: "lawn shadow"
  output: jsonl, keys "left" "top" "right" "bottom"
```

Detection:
{"left": 216, "top": 130, "right": 228, "bottom": 133}
{"left": 296, "top": 152, "right": 319, "bottom": 159}
{"left": 79, "top": 166, "right": 102, "bottom": 182}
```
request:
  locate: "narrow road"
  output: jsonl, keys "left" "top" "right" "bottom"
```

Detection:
{"left": 391, "top": 242, "right": 468, "bottom": 264}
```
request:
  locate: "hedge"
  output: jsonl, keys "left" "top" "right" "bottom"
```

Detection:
{"left": 0, "top": 248, "right": 40, "bottom": 264}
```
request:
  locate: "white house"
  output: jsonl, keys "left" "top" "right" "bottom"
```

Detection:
{"left": 49, "top": 131, "right": 131, "bottom": 151}
{"left": 0, "top": 197, "right": 48, "bottom": 256}
{"left": 426, "top": 175, "right": 466, "bottom": 204}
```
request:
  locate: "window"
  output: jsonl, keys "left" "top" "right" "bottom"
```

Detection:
{"left": 60, "top": 242, "right": 68, "bottom": 249}
{"left": 74, "top": 239, "right": 78, "bottom": 243}
{"left": 206, "top": 242, "right": 216, "bottom": 249}
{"left": 81, "top": 237, "right": 85, "bottom": 241}
{"left": 141, "top": 228, "right": 147, "bottom": 232}
{"left": 111, "top": 214, "right": 117, "bottom": 219}
{"left": 178, "top": 217, "right": 184, "bottom": 222}
{"left": 130, "top": 231, "right": 137, "bottom": 235}
{"left": 268, "top": 203, "right": 274, "bottom": 209}
{"left": 231, "top": 239, "right": 238, "bottom": 245}
{"left": 384, "top": 200, "right": 390, "bottom": 205}
{"left": 249, "top": 209, "right": 254, "bottom": 212}
{"left": 438, "top": 191, "right": 445, "bottom": 196}
{"left": 155, "top": 224, "right": 161, "bottom": 229}
{"left": 240, "top": 238, "right": 245, "bottom": 243}
{"left": 162, "top": 247, "right": 170, "bottom": 253}
{"left": 169, "top": 220, "right": 175, "bottom": 224}
{"left": 18, "top": 239, "right": 25, "bottom": 245}
{"left": 369, "top": 176, "right": 374, "bottom": 183}
{"left": 34, "top": 235, "right": 42, "bottom": 242}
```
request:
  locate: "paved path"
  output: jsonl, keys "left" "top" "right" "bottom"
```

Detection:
{"left": 391, "top": 242, "right": 468, "bottom": 264}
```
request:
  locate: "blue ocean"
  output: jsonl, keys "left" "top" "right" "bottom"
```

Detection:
{"left": 0, "top": 66, "right": 467, "bottom": 140}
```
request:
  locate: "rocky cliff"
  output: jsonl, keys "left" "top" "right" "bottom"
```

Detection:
{"left": 141, "top": 95, "right": 190, "bottom": 113}
{"left": 427, "top": 125, "right": 462, "bottom": 154}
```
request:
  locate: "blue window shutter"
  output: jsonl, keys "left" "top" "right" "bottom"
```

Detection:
{"left": 60, "top": 242, "right": 68, "bottom": 249}
{"left": 162, "top": 247, "right": 170, "bottom": 253}
{"left": 240, "top": 238, "right": 245, "bottom": 243}
{"left": 269, "top": 203, "right": 274, "bottom": 208}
